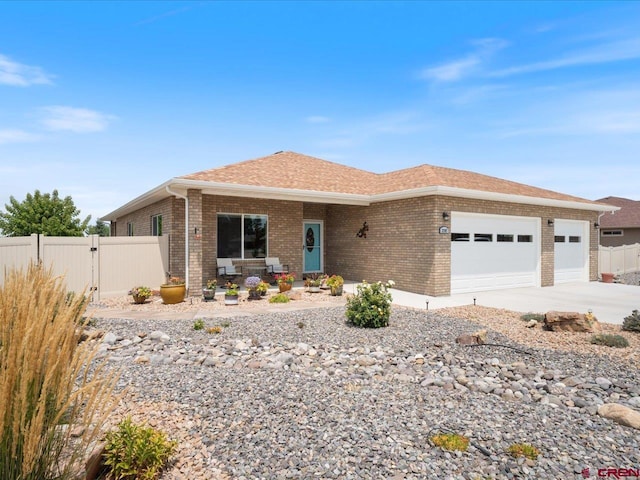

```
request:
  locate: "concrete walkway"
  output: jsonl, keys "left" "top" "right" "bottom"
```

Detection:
{"left": 357, "top": 281, "right": 638, "bottom": 325}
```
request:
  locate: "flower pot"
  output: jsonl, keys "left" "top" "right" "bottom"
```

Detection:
{"left": 308, "top": 286, "right": 321, "bottom": 293}
{"left": 330, "top": 285, "right": 343, "bottom": 296}
{"left": 601, "top": 273, "right": 615, "bottom": 283}
{"left": 248, "top": 289, "right": 261, "bottom": 300}
{"left": 132, "top": 295, "right": 148, "bottom": 304}
{"left": 279, "top": 282, "right": 292, "bottom": 293}
{"left": 202, "top": 288, "right": 216, "bottom": 301}
{"left": 160, "top": 284, "right": 186, "bottom": 304}
{"left": 224, "top": 294, "right": 239, "bottom": 305}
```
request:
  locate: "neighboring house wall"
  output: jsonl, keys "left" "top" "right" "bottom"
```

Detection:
{"left": 600, "top": 228, "right": 640, "bottom": 247}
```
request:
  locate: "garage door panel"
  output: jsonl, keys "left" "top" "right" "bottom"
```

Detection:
{"left": 554, "top": 220, "right": 588, "bottom": 283}
{"left": 451, "top": 213, "right": 539, "bottom": 294}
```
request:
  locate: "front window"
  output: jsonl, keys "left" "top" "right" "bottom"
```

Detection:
{"left": 217, "top": 214, "right": 267, "bottom": 259}
{"left": 127, "top": 222, "right": 134, "bottom": 236}
{"left": 151, "top": 214, "right": 163, "bottom": 236}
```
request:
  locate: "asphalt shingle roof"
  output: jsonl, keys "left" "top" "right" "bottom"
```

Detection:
{"left": 596, "top": 196, "right": 640, "bottom": 228}
{"left": 181, "top": 151, "right": 602, "bottom": 204}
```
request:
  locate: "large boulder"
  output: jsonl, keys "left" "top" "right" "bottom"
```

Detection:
{"left": 543, "top": 311, "right": 601, "bottom": 333}
{"left": 456, "top": 329, "right": 487, "bottom": 345}
{"left": 598, "top": 403, "right": 640, "bottom": 430}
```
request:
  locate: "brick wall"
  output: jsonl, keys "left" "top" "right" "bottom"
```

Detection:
{"left": 326, "top": 195, "right": 599, "bottom": 296}
{"left": 201, "top": 194, "right": 303, "bottom": 285}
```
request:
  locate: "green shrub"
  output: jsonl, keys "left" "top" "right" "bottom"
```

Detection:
{"left": 269, "top": 293, "right": 290, "bottom": 303}
{"left": 622, "top": 310, "right": 640, "bottom": 333}
{"left": 590, "top": 334, "right": 629, "bottom": 348}
{"left": 345, "top": 280, "right": 393, "bottom": 328}
{"left": 103, "top": 417, "right": 177, "bottom": 480}
{"left": 430, "top": 433, "right": 469, "bottom": 452}
{"left": 193, "top": 319, "right": 205, "bottom": 330}
{"left": 520, "top": 312, "right": 544, "bottom": 322}
{"left": 507, "top": 443, "right": 540, "bottom": 460}
{"left": 0, "top": 264, "right": 119, "bottom": 480}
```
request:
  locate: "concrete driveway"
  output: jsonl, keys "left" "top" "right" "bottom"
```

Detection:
{"left": 363, "top": 282, "right": 639, "bottom": 325}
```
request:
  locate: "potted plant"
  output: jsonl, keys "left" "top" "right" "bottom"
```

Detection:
{"left": 326, "top": 275, "right": 344, "bottom": 296}
{"left": 159, "top": 275, "right": 186, "bottom": 304}
{"left": 320, "top": 274, "right": 330, "bottom": 290}
{"left": 128, "top": 285, "right": 152, "bottom": 304}
{"left": 275, "top": 272, "right": 295, "bottom": 292}
{"left": 244, "top": 276, "right": 262, "bottom": 300}
{"left": 307, "top": 274, "right": 322, "bottom": 293}
{"left": 256, "top": 280, "right": 269, "bottom": 297}
{"left": 224, "top": 282, "right": 239, "bottom": 305}
{"left": 202, "top": 279, "right": 217, "bottom": 301}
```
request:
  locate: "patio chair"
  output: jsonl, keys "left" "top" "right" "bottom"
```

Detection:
{"left": 217, "top": 258, "right": 243, "bottom": 283}
{"left": 265, "top": 257, "right": 289, "bottom": 275}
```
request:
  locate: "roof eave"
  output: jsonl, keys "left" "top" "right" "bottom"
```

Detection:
{"left": 371, "top": 186, "right": 621, "bottom": 212}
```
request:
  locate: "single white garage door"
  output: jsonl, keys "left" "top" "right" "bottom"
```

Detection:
{"left": 451, "top": 213, "right": 540, "bottom": 294}
{"left": 554, "top": 219, "right": 589, "bottom": 283}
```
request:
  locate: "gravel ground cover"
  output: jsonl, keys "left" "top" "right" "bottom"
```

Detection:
{"left": 91, "top": 296, "right": 640, "bottom": 480}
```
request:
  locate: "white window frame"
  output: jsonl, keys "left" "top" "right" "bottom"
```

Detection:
{"left": 217, "top": 213, "right": 268, "bottom": 259}
{"left": 151, "top": 214, "right": 163, "bottom": 236}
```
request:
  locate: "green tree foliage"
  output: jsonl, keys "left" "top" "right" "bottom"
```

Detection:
{"left": 86, "top": 219, "right": 110, "bottom": 236}
{"left": 0, "top": 190, "right": 90, "bottom": 237}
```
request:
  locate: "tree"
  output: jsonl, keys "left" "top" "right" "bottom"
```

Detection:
{"left": 86, "top": 219, "right": 110, "bottom": 237}
{"left": 0, "top": 190, "right": 91, "bottom": 237}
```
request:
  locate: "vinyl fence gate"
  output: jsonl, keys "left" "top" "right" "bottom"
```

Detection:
{"left": 0, "top": 234, "right": 169, "bottom": 301}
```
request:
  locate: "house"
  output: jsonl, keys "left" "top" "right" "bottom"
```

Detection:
{"left": 102, "top": 151, "right": 616, "bottom": 296}
{"left": 596, "top": 196, "right": 640, "bottom": 247}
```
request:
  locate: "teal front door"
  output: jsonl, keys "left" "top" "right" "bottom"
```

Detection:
{"left": 303, "top": 221, "right": 322, "bottom": 272}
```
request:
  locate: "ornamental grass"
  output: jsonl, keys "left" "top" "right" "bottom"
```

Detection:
{"left": 0, "top": 264, "right": 121, "bottom": 480}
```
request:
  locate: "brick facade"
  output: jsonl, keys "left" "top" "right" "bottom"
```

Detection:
{"left": 113, "top": 189, "right": 599, "bottom": 297}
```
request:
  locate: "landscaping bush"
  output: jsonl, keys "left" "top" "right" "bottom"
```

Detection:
{"left": 269, "top": 293, "right": 290, "bottom": 303}
{"left": 507, "top": 443, "right": 540, "bottom": 460}
{"left": 622, "top": 309, "right": 640, "bottom": 333}
{"left": 590, "top": 334, "right": 629, "bottom": 348}
{"left": 193, "top": 319, "right": 205, "bottom": 330}
{"left": 520, "top": 312, "right": 544, "bottom": 323}
{"left": 0, "top": 264, "right": 120, "bottom": 480}
{"left": 345, "top": 280, "right": 393, "bottom": 328}
{"left": 103, "top": 417, "right": 177, "bottom": 480}
{"left": 429, "top": 433, "right": 469, "bottom": 452}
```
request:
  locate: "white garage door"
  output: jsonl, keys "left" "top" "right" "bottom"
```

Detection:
{"left": 451, "top": 213, "right": 540, "bottom": 294}
{"left": 554, "top": 219, "right": 589, "bottom": 283}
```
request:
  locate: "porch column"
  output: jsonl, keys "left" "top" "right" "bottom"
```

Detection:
{"left": 187, "top": 189, "right": 203, "bottom": 295}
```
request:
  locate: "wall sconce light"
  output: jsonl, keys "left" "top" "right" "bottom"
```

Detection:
{"left": 194, "top": 227, "right": 199, "bottom": 235}
{"left": 547, "top": 219, "right": 554, "bottom": 227}
{"left": 356, "top": 221, "right": 369, "bottom": 238}
{"left": 594, "top": 222, "right": 600, "bottom": 229}
{"left": 442, "top": 212, "right": 450, "bottom": 221}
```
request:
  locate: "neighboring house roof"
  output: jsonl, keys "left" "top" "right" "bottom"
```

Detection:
{"left": 595, "top": 196, "right": 640, "bottom": 228}
{"left": 102, "top": 151, "right": 617, "bottom": 220}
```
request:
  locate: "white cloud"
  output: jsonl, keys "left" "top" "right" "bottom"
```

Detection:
{"left": 421, "top": 38, "right": 508, "bottom": 83}
{"left": 490, "top": 37, "right": 640, "bottom": 77}
{"left": 305, "top": 115, "right": 330, "bottom": 124}
{"left": 0, "top": 54, "right": 54, "bottom": 87}
{"left": 0, "top": 129, "right": 40, "bottom": 144}
{"left": 39, "top": 106, "right": 116, "bottom": 133}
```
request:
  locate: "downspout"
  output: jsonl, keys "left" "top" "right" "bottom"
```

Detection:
{"left": 166, "top": 185, "right": 189, "bottom": 293}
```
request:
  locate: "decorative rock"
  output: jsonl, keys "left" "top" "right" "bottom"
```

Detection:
{"left": 149, "top": 331, "right": 170, "bottom": 343}
{"left": 598, "top": 403, "right": 640, "bottom": 429}
{"left": 356, "top": 355, "right": 377, "bottom": 367}
{"left": 543, "top": 311, "right": 601, "bottom": 333}
{"left": 286, "top": 290, "right": 303, "bottom": 300}
{"left": 595, "top": 377, "right": 612, "bottom": 390}
{"left": 102, "top": 332, "right": 117, "bottom": 345}
{"left": 525, "top": 320, "right": 537, "bottom": 328}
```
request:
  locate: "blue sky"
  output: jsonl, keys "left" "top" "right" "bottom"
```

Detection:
{"left": 1, "top": 1, "right": 639, "bottom": 222}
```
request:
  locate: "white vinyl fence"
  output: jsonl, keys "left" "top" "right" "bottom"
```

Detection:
{"left": 599, "top": 243, "right": 640, "bottom": 275}
{"left": 0, "top": 234, "right": 169, "bottom": 300}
